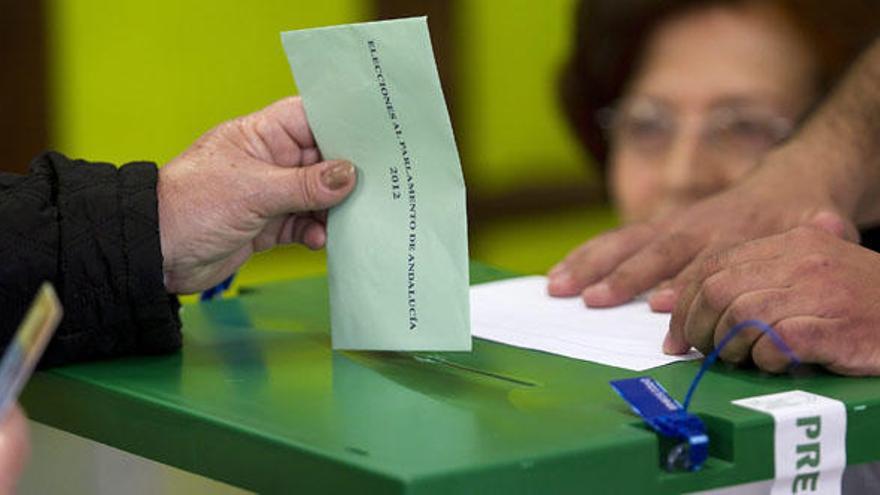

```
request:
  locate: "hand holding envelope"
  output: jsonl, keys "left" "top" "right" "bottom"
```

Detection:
{"left": 159, "top": 98, "right": 357, "bottom": 294}
{"left": 282, "top": 18, "right": 471, "bottom": 351}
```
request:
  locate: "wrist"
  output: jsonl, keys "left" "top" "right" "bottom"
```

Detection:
{"left": 156, "top": 166, "right": 177, "bottom": 291}
{"left": 753, "top": 139, "right": 864, "bottom": 223}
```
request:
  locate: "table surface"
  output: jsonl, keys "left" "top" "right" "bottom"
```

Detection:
{"left": 20, "top": 263, "right": 880, "bottom": 494}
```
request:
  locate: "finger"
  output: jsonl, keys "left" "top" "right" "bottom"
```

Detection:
{"left": 287, "top": 215, "right": 326, "bottom": 249}
{"left": 666, "top": 254, "right": 735, "bottom": 355}
{"left": 681, "top": 285, "right": 720, "bottom": 356}
{"left": 239, "top": 97, "right": 320, "bottom": 167}
{"left": 257, "top": 160, "right": 356, "bottom": 216}
{"left": 651, "top": 253, "right": 715, "bottom": 313}
{"left": 752, "top": 317, "right": 832, "bottom": 373}
{"left": 666, "top": 230, "right": 794, "bottom": 309}
{"left": 714, "top": 288, "right": 793, "bottom": 365}
{"left": 302, "top": 147, "right": 321, "bottom": 166}
{"left": 666, "top": 268, "right": 706, "bottom": 355}
{"left": 253, "top": 216, "right": 287, "bottom": 252}
{"left": 547, "top": 224, "right": 655, "bottom": 297}
{"left": 582, "top": 230, "right": 701, "bottom": 307}
{"left": 264, "top": 214, "right": 326, "bottom": 249}
{"left": 302, "top": 222, "right": 327, "bottom": 250}
{"left": 297, "top": 211, "right": 329, "bottom": 248}
{"left": 258, "top": 97, "right": 317, "bottom": 156}
{"left": 252, "top": 115, "right": 304, "bottom": 167}
{"left": 271, "top": 96, "right": 318, "bottom": 151}
{"left": 666, "top": 232, "right": 793, "bottom": 343}
{"left": 250, "top": 97, "right": 314, "bottom": 167}
{"left": 648, "top": 280, "right": 675, "bottom": 313}
{"left": 688, "top": 257, "right": 796, "bottom": 351}
{"left": 0, "top": 405, "right": 29, "bottom": 494}
{"left": 666, "top": 255, "right": 785, "bottom": 355}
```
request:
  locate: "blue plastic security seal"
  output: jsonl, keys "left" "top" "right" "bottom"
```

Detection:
{"left": 610, "top": 319, "right": 799, "bottom": 472}
{"left": 611, "top": 376, "right": 708, "bottom": 471}
{"left": 200, "top": 273, "right": 236, "bottom": 302}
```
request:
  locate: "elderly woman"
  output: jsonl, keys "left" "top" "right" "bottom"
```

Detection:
{"left": 549, "top": 0, "right": 879, "bottom": 298}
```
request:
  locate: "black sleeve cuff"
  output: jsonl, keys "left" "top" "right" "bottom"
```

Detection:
{"left": 34, "top": 151, "right": 181, "bottom": 366}
{"left": 119, "top": 160, "right": 183, "bottom": 355}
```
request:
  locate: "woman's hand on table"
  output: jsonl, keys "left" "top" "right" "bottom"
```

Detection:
{"left": 546, "top": 144, "right": 858, "bottom": 312}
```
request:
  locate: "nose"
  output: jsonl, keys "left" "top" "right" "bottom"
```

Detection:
{"left": 662, "top": 124, "right": 726, "bottom": 204}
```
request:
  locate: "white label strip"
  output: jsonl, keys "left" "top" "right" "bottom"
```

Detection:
{"left": 733, "top": 390, "right": 846, "bottom": 495}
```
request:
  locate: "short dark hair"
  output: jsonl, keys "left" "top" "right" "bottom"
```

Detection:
{"left": 559, "top": 0, "right": 880, "bottom": 171}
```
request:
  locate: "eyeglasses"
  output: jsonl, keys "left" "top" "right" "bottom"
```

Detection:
{"left": 598, "top": 99, "right": 795, "bottom": 159}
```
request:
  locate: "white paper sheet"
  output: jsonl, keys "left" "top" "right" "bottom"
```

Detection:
{"left": 470, "top": 276, "right": 701, "bottom": 371}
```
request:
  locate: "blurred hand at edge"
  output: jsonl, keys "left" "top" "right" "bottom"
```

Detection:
{"left": 0, "top": 405, "right": 29, "bottom": 495}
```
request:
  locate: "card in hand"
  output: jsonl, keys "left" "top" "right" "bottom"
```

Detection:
{"left": 0, "top": 283, "right": 62, "bottom": 419}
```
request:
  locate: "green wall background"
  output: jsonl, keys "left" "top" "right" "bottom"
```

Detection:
{"left": 457, "top": 0, "right": 592, "bottom": 194}
{"left": 46, "top": 0, "right": 607, "bottom": 280}
{"left": 48, "top": 0, "right": 368, "bottom": 164}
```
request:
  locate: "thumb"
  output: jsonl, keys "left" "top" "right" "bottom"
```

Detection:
{"left": 809, "top": 210, "right": 860, "bottom": 243}
{"left": 259, "top": 160, "right": 356, "bottom": 216}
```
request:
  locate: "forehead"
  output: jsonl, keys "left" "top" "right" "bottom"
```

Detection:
{"left": 628, "top": 4, "right": 816, "bottom": 111}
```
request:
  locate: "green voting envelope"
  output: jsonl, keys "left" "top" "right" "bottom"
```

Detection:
{"left": 281, "top": 17, "right": 471, "bottom": 351}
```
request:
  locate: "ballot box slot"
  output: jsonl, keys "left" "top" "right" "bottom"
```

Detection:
{"left": 341, "top": 351, "right": 541, "bottom": 393}
{"left": 411, "top": 354, "right": 539, "bottom": 387}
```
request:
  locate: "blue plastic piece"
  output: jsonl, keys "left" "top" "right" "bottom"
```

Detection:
{"left": 200, "top": 273, "right": 236, "bottom": 302}
{"left": 610, "top": 319, "right": 799, "bottom": 472}
{"left": 611, "top": 376, "right": 708, "bottom": 471}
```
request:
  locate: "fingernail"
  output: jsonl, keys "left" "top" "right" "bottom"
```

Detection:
{"left": 548, "top": 263, "right": 566, "bottom": 277}
{"left": 582, "top": 282, "right": 614, "bottom": 307}
{"left": 321, "top": 161, "right": 355, "bottom": 190}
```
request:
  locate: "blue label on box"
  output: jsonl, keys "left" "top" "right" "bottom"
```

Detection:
{"left": 611, "top": 377, "right": 683, "bottom": 419}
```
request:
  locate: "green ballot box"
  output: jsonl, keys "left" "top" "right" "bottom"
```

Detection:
{"left": 19, "top": 264, "right": 880, "bottom": 494}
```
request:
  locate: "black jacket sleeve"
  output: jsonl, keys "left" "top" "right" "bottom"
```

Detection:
{"left": 0, "top": 152, "right": 181, "bottom": 367}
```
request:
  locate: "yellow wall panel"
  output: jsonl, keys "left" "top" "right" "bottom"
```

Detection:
{"left": 456, "top": 0, "right": 593, "bottom": 194}
{"left": 48, "top": 0, "right": 368, "bottom": 165}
